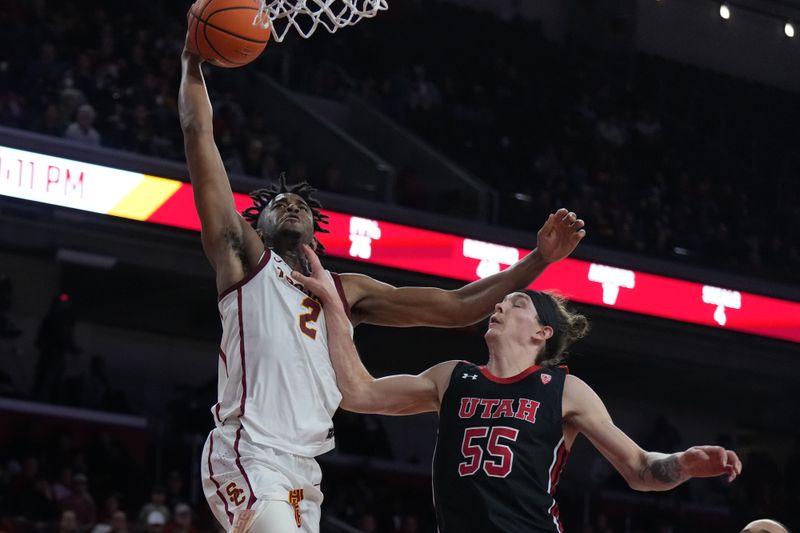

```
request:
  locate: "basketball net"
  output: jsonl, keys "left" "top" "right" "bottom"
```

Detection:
{"left": 255, "top": 0, "right": 388, "bottom": 42}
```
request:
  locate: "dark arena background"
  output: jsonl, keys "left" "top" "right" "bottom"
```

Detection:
{"left": 1, "top": 0, "right": 799, "bottom": 532}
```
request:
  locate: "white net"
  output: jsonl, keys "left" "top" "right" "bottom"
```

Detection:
{"left": 255, "top": 0, "right": 388, "bottom": 42}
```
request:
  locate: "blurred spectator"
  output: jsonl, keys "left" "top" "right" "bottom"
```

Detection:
{"left": 60, "top": 473, "right": 96, "bottom": 526}
{"left": 146, "top": 510, "right": 167, "bottom": 533}
{"left": 0, "top": 275, "right": 22, "bottom": 396}
{"left": 92, "top": 509, "right": 129, "bottom": 533}
{"left": 357, "top": 513, "right": 378, "bottom": 533}
{"left": 81, "top": 355, "right": 110, "bottom": 409}
{"left": 33, "top": 294, "right": 80, "bottom": 402}
{"left": 57, "top": 510, "right": 79, "bottom": 533}
{"left": 0, "top": 276, "right": 21, "bottom": 340}
{"left": 164, "top": 503, "right": 196, "bottom": 533}
{"left": 52, "top": 467, "right": 74, "bottom": 502}
{"left": 138, "top": 487, "right": 170, "bottom": 527}
{"left": 165, "top": 471, "right": 187, "bottom": 510}
{"left": 64, "top": 104, "right": 101, "bottom": 146}
{"left": 109, "top": 510, "right": 130, "bottom": 533}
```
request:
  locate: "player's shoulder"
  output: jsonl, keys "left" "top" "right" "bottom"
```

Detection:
{"left": 423, "top": 360, "right": 462, "bottom": 379}
{"left": 562, "top": 374, "right": 602, "bottom": 412}
{"left": 335, "top": 272, "right": 394, "bottom": 316}
{"left": 337, "top": 272, "right": 392, "bottom": 295}
{"left": 421, "top": 360, "right": 462, "bottom": 403}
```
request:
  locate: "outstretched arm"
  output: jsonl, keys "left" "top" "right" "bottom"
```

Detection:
{"left": 563, "top": 375, "right": 741, "bottom": 492}
{"left": 340, "top": 208, "right": 586, "bottom": 327}
{"left": 293, "top": 245, "right": 455, "bottom": 415}
{"left": 179, "top": 37, "right": 262, "bottom": 293}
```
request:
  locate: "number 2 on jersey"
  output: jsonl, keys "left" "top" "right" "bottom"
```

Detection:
{"left": 299, "top": 297, "right": 322, "bottom": 339}
{"left": 458, "top": 426, "right": 519, "bottom": 478}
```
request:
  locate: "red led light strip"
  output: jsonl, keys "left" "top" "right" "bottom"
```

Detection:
{"left": 1, "top": 142, "right": 795, "bottom": 343}
{"left": 143, "top": 190, "right": 800, "bottom": 343}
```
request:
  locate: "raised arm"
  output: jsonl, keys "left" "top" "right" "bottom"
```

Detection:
{"left": 563, "top": 375, "right": 742, "bottom": 492}
{"left": 179, "top": 38, "right": 263, "bottom": 293}
{"left": 340, "top": 208, "right": 586, "bottom": 327}
{"left": 293, "top": 245, "right": 455, "bottom": 415}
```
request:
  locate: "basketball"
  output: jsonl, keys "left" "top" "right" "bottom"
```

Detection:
{"left": 188, "top": 0, "right": 271, "bottom": 68}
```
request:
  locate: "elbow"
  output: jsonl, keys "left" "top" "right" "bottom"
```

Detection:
{"left": 338, "top": 382, "right": 376, "bottom": 414}
{"left": 181, "top": 119, "right": 213, "bottom": 138}
{"left": 625, "top": 476, "right": 649, "bottom": 492}
{"left": 340, "top": 395, "right": 374, "bottom": 414}
{"left": 624, "top": 458, "right": 650, "bottom": 492}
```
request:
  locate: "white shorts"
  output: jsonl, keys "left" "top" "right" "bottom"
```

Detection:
{"left": 201, "top": 424, "right": 323, "bottom": 533}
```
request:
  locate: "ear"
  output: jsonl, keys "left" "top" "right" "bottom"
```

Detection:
{"left": 535, "top": 325, "right": 553, "bottom": 341}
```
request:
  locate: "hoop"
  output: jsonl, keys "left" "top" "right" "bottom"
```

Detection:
{"left": 255, "top": 0, "right": 388, "bottom": 42}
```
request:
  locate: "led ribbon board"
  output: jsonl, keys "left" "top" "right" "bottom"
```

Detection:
{"left": 2, "top": 144, "right": 798, "bottom": 343}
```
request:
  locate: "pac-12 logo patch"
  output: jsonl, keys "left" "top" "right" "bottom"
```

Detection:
{"left": 540, "top": 374, "right": 552, "bottom": 385}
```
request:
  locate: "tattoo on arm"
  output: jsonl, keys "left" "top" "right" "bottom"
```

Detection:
{"left": 639, "top": 454, "right": 682, "bottom": 484}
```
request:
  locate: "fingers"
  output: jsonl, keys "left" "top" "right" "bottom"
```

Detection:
{"left": 714, "top": 446, "right": 727, "bottom": 465}
{"left": 291, "top": 244, "right": 323, "bottom": 285}
{"left": 727, "top": 450, "right": 742, "bottom": 478}
{"left": 718, "top": 448, "right": 741, "bottom": 482}
{"left": 554, "top": 209, "right": 584, "bottom": 231}
{"left": 300, "top": 243, "right": 323, "bottom": 273}
{"left": 555, "top": 209, "right": 575, "bottom": 226}
{"left": 553, "top": 208, "right": 569, "bottom": 219}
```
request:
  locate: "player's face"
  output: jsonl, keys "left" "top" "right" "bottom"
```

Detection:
{"left": 259, "top": 193, "right": 314, "bottom": 244}
{"left": 485, "top": 292, "right": 543, "bottom": 344}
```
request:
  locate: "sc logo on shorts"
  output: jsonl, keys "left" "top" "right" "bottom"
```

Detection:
{"left": 226, "top": 482, "right": 246, "bottom": 506}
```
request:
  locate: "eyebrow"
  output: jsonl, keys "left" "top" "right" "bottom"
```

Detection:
{"left": 271, "top": 197, "right": 308, "bottom": 208}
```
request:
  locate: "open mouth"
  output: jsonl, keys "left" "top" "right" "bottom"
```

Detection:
{"left": 489, "top": 316, "right": 500, "bottom": 325}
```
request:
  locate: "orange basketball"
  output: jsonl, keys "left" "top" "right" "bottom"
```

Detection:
{"left": 188, "top": 0, "right": 271, "bottom": 68}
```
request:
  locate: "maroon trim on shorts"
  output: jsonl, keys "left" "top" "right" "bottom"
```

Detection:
{"left": 231, "top": 289, "right": 256, "bottom": 508}
{"left": 330, "top": 273, "right": 352, "bottom": 319}
{"left": 208, "top": 431, "right": 234, "bottom": 525}
{"left": 219, "top": 347, "right": 229, "bottom": 377}
{"left": 236, "top": 289, "right": 247, "bottom": 417}
{"left": 234, "top": 425, "right": 257, "bottom": 509}
{"left": 479, "top": 365, "right": 543, "bottom": 384}
{"left": 214, "top": 403, "right": 223, "bottom": 424}
{"left": 218, "top": 249, "right": 271, "bottom": 302}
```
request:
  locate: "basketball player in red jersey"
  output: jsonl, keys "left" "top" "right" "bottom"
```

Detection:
{"left": 179, "top": 29, "right": 586, "bottom": 533}
{"left": 295, "top": 246, "right": 743, "bottom": 533}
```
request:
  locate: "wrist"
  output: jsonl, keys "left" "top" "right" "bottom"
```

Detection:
{"left": 182, "top": 50, "right": 203, "bottom": 65}
{"left": 529, "top": 248, "right": 554, "bottom": 267}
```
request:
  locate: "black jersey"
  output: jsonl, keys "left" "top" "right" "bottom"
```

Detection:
{"left": 432, "top": 361, "right": 569, "bottom": 533}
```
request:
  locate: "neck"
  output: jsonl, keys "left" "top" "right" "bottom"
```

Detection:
{"left": 273, "top": 242, "right": 310, "bottom": 275}
{"left": 272, "top": 233, "right": 311, "bottom": 276}
{"left": 484, "top": 337, "right": 540, "bottom": 378}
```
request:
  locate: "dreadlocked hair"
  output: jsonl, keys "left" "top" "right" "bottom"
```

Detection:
{"left": 241, "top": 173, "right": 329, "bottom": 254}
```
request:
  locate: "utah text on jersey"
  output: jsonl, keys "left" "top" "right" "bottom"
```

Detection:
{"left": 458, "top": 397, "right": 541, "bottom": 424}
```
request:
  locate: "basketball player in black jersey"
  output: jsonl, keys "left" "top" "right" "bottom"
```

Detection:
{"left": 293, "top": 246, "right": 742, "bottom": 533}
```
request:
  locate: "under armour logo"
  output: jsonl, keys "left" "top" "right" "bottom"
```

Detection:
{"left": 462, "top": 373, "right": 478, "bottom": 380}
